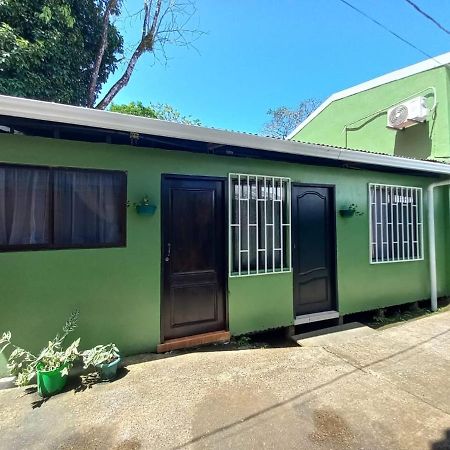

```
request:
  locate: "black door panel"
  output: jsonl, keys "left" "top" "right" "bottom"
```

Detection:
{"left": 162, "top": 176, "right": 226, "bottom": 340}
{"left": 292, "top": 185, "right": 337, "bottom": 316}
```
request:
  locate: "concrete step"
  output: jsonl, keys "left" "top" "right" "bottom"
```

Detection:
{"left": 291, "top": 322, "right": 376, "bottom": 347}
{"left": 157, "top": 330, "right": 231, "bottom": 353}
{"left": 294, "top": 310, "right": 339, "bottom": 325}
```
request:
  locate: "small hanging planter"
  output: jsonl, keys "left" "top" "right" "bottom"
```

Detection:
{"left": 127, "top": 195, "right": 157, "bottom": 216}
{"left": 339, "top": 203, "right": 364, "bottom": 218}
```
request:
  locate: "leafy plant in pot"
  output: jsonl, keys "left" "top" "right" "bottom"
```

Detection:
{"left": 82, "top": 343, "right": 120, "bottom": 381}
{"left": 0, "top": 311, "right": 80, "bottom": 397}
{"left": 339, "top": 203, "right": 364, "bottom": 218}
{"left": 127, "top": 195, "right": 156, "bottom": 216}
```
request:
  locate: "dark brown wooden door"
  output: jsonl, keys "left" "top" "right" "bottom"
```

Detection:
{"left": 162, "top": 176, "right": 226, "bottom": 341}
{"left": 292, "top": 185, "right": 337, "bottom": 316}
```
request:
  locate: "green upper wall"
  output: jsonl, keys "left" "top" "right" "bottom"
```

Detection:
{"left": 293, "top": 67, "right": 450, "bottom": 162}
{"left": 0, "top": 133, "right": 448, "bottom": 376}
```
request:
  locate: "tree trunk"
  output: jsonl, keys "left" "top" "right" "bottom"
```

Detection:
{"left": 87, "top": 0, "right": 117, "bottom": 108}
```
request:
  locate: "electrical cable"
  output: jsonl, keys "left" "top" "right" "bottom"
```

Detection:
{"left": 336, "top": 0, "right": 442, "bottom": 64}
{"left": 403, "top": 0, "right": 450, "bottom": 36}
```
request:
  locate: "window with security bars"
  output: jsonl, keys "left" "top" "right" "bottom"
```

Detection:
{"left": 369, "top": 183, "right": 423, "bottom": 263}
{"left": 229, "top": 174, "right": 291, "bottom": 276}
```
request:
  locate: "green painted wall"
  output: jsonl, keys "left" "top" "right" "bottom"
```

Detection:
{"left": 294, "top": 67, "right": 450, "bottom": 162}
{"left": 0, "top": 134, "right": 448, "bottom": 376}
{"left": 228, "top": 273, "right": 293, "bottom": 335}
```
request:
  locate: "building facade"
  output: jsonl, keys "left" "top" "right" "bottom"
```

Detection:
{"left": 289, "top": 53, "right": 450, "bottom": 163}
{"left": 1, "top": 95, "right": 449, "bottom": 377}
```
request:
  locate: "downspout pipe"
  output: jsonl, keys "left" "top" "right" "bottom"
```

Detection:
{"left": 428, "top": 179, "right": 450, "bottom": 311}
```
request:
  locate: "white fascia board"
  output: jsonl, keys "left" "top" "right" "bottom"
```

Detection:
{"left": 286, "top": 51, "right": 450, "bottom": 140}
{"left": 1, "top": 94, "right": 450, "bottom": 176}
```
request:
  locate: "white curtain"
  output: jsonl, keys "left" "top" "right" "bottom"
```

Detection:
{"left": 0, "top": 166, "right": 50, "bottom": 246}
{"left": 53, "top": 170, "right": 123, "bottom": 246}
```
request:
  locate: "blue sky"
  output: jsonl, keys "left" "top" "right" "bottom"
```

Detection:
{"left": 102, "top": 0, "right": 450, "bottom": 134}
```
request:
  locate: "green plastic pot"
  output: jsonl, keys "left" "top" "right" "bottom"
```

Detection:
{"left": 36, "top": 364, "right": 68, "bottom": 397}
{"left": 99, "top": 358, "right": 121, "bottom": 381}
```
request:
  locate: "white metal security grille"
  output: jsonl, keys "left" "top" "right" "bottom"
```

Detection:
{"left": 229, "top": 174, "right": 291, "bottom": 277}
{"left": 369, "top": 183, "right": 423, "bottom": 264}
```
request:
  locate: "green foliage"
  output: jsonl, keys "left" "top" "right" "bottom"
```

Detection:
{"left": 236, "top": 335, "right": 252, "bottom": 347}
{"left": 0, "top": 0, "right": 123, "bottom": 105}
{"left": 82, "top": 343, "right": 119, "bottom": 368}
{"left": 347, "top": 203, "right": 364, "bottom": 216}
{"left": 0, "top": 310, "right": 81, "bottom": 386}
{"left": 110, "top": 101, "right": 201, "bottom": 126}
{"left": 127, "top": 194, "right": 151, "bottom": 209}
{"left": 110, "top": 101, "right": 158, "bottom": 119}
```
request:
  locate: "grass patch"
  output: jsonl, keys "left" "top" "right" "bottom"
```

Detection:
{"left": 366, "top": 297, "right": 450, "bottom": 329}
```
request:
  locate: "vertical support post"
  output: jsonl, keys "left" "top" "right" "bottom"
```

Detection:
{"left": 264, "top": 176, "right": 268, "bottom": 273}
{"left": 428, "top": 184, "right": 438, "bottom": 312}
{"left": 238, "top": 174, "right": 241, "bottom": 276}
{"left": 247, "top": 175, "right": 250, "bottom": 276}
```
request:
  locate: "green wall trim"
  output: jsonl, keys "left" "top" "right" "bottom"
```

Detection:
{"left": 0, "top": 133, "right": 448, "bottom": 376}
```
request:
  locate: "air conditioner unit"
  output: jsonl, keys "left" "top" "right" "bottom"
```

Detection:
{"left": 387, "top": 96, "right": 428, "bottom": 130}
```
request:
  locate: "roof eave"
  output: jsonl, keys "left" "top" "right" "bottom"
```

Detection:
{"left": 1, "top": 94, "right": 450, "bottom": 177}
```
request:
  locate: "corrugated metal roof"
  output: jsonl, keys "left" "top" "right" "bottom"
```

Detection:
{"left": 1, "top": 94, "right": 450, "bottom": 176}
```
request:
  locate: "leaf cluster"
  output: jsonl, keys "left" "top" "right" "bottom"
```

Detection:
{"left": 0, "top": 310, "right": 81, "bottom": 386}
{"left": 110, "top": 101, "right": 201, "bottom": 126}
{"left": 82, "top": 343, "right": 119, "bottom": 368}
{"left": 127, "top": 194, "right": 151, "bottom": 208}
{"left": 348, "top": 203, "right": 364, "bottom": 216}
{"left": 0, "top": 0, "right": 123, "bottom": 105}
{"left": 0, "top": 310, "right": 120, "bottom": 386}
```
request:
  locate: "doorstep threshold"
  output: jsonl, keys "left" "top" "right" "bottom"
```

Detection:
{"left": 294, "top": 310, "right": 339, "bottom": 325}
{"left": 157, "top": 330, "right": 231, "bottom": 353}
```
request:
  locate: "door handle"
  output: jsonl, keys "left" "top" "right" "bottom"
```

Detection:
{"left": 165, "top": 243, "right": 171, "bottom": 262}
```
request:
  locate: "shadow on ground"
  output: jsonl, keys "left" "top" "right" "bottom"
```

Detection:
{"left": 431, "top": 429, "right": 450, "bottom": 450}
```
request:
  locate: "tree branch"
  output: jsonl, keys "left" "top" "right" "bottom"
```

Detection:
{"left": 95, "top": 0, "right": 163, "bottom": 110}
{"left": 95, "top": 0, "right": 200, "bottom": 110}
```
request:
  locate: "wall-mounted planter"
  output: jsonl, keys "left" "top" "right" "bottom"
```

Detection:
{"left": 339, "top": 209, "right": 355, "bottom": 218}
{"left": 136, "top": 204, "right": 156, "bottom": 216}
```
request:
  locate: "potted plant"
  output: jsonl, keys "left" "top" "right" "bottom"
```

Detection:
{"left": 0, "top": 310, "right": 80, "bottom": 397}
{"left": 339, "top": 203, "right": 364, "bottom": 218}
{"left": 130, "top": 195, "right": 156, "bottom": 216}
{"left": 82, "top": 343, "right": 120, "bottom": 381}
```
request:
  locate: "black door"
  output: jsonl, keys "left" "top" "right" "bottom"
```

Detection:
{"left": 162, "top": 176, "right": 226, "bottom": 341}
{"left": 292, "top": 185, "right": 337, "bottom": 316}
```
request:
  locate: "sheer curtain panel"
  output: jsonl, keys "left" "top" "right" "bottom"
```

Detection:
{"left": 0, "top": 165, "right": 50, "bottom": 247}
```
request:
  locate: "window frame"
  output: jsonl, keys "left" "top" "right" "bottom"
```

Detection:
{"left": 368, "top": 182, "right": 424, "bottom": 264}
{"left": 0, "top": 162, "right": 127, "bottom": 253}
{"left": 228, "top": 173, "right": 292, "bottom": 277}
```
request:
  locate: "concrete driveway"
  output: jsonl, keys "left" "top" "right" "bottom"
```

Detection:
{"left": 1, "top": 311, "right": 450, "bottom": 450}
